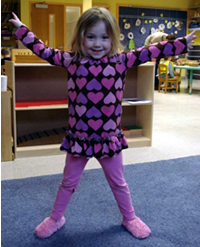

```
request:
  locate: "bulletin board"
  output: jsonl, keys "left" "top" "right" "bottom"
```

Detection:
{"left": 118, "top": 6, "right": 187, "bottom": 50}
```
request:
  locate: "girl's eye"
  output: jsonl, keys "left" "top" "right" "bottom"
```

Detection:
{"left": 87, "top": 36, "right": 94, "bottom": 40}
{"left": 103, "top": 36, "right": 109, "bottom": 40}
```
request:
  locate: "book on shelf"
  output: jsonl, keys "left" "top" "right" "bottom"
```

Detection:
{"left": 17, "top": 127, "right": 67, "bottom": 145}
{"left": 1, "top": 13, "right": 12, "bottom": 24}
{"left": 121, "top": 125, "right": 143, "bottom": 138}
{"left": 1, "top": 25, "right": 12, "bottom": 37}
{"left": 2, "top": 1, "right": 18, "bottom": 11}
{"left": 122, "top": 98, "right": 152, "bottom": 105}
{"left": 2, "top": 2, "right": 8, "bottom": 11}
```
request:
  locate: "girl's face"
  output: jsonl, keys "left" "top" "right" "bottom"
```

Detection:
{"left": 83, "top": 20, "right": 111, "bottom": 59}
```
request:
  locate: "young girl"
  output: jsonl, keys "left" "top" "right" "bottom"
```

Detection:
{"left": 161, "top": 56, "right": 180, "bottom": 78}
{"left": 10, "top": 7, "right": 196, "bottom": 240}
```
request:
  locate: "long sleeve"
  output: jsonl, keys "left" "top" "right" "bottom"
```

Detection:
{"left": 15, "top": 25, "right": 74, "bottom": 68}
{"left": 122, "top": 38, "right": 187, "bottom": 69}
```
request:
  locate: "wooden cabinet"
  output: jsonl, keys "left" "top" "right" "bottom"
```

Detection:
{"left": 188, "top": 6, "right": 200, "bottom": 45}
{"left": 187, "top": 45, "right": 200, "bottom": 80}
{"left": 5, "top": 61, "right": 154, "bottom": 158}
{"left": 188, "top": 6, "right": 200, "bottom": 29}
{"left": 1, "top": 91, "right": 14, "bottom": 161}
{"left": 1, "top": 0, "right": 20, "bottom": 48}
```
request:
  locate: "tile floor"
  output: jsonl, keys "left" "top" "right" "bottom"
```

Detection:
{"left": 1, "top": 79, "right": 200, "bottom": 180}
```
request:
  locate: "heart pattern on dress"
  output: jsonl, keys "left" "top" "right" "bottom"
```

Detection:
{"left": 116, "top": 63, "right": 126, "bottom": 74}
{"left": 163, "top": 43, "right": 173, "bottom": 56}
{"left": 76, "top": 119, "right": 88, "bottom": 131}
{"left": 33, "top": 43, "right": 45, "bottom": 55}
{"left": 23, "top": 32, "right": 35, "bottom": 44}
{"left": 88, "top": 119, "right": 103, "bottom": 131}
{"left": 69, "top": 117, "right": 76, "bottom": 127}
{"left": 68, "top": 78, "right": 75, "bottom": 89}
{"left": 68, "top": 91, "right": 77, "bottom": 102}
{"left": 174, "top": 40, "right": 185, "bottom": 55}
{"left": 75, "top": 105, "right": 87, "bottom": 117}
{"left": 116, "top": 90, "right": 123, "bottom": 101}
{"left": 86, "top": 106, "right": 102, "bottom": 118}
{"left": 127, "top": 52, "right": 137, "bottom": 68}
{"left": 86, "top": 79, "right": 102, "bottom": 90}
{"left": 101, "top": 105, "right": 115, "bottom": 117}
{"left": 115, "top": 104, "right": 122, "bottom": 116}
{"left": 149, "top": 46, "right": 161, "bottom": 59}
{"left": 101, "top": 78, "right": 115, "bottom": 90}
{"left": 89, "top": 65, "right": 102, "bottom": 76}
{"left": 103, "top": 65, "right": 116, "bottom": 76}
{"left": 76, "top": 78, "right": 87, "bottom": 89}
{"left": 18, "top": 25, "right": 187, "bottom": 158}
{"left": 76, "top": 92, "right": 88, "bottom": 104}
{"left": 76, "top": 65, "right": 89, "bottom": 76}
{"left": 68, "top": 64, "right": 77, "bottom": 75}
{"left": 139, "top": 49, "right": 149, "bottom": 63}
{"left": 69, "top": 104, "right": 75, "bottom": 115}
{"left": 115, "top": 78, "right": 123, "bottom": 89}
{"left": 104, "top": 92, "right": 116, "bottom": 104}
{"left": 88, "top": 92, "right": 104, "bottom": 104}
{"left": 103, "top": 119, "right": 116, "bottom": 130}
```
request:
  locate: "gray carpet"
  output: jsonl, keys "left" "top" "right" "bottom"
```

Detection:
{"left": 1, "top": 155, "right": 200, "bottom": 247}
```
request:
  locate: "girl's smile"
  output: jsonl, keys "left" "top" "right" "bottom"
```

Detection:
{"left": 83, "top": 20, "right": 111, "bottom": 59}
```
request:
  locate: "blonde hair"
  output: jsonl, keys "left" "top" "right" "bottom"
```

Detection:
{"left": 70, "top": 7, "right": 123, "bottom": 58}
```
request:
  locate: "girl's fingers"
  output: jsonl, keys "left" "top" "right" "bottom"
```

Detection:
{"left": 12, "top": 12, "right": 16, "bottom": 18}
{"left": 12, "top": 12, "right": 19, "bottom": 20}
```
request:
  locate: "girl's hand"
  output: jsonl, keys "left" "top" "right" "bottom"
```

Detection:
{"left": 185, "top": 30, "right": 197, "bottom": 49}
{"left": 9, "top": 12, "right": 24, "bottom": 28}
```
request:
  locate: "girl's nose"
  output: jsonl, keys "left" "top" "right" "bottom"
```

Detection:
{"left": 94, "top": 39, "right": 101, "bottom": 47}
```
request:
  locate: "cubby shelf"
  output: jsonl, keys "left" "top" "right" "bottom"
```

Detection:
{"left": 1, "top": 0, "right": 20, "bottom": 47}
{"left": 5, "top": 61, "right": 154, "bottom": 158}
{"left": 188, "top": 5, "right": 200, "bottom": 32}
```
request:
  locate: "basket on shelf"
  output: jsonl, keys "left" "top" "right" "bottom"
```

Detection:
{"left": 185, "top": 60, "right": 199, "bottom": 67}
{"left": 15, "top": 54, "right": 48, "bottom": 63}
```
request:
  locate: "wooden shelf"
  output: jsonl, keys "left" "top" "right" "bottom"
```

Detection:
{"left": 15, "top": 100, "right": 153, "bottom": 111}
{"left": 16, "top": 136, "right": 152, "bottom": 158}
{"left": 1, "top": 0, "right": 20, "bottom": 47}
{"left": 189, "top": 16, "right": 200, "bottom": 19}
{"left": 185, "top": 49, "right": 200, "bottom": 52}
{"left": 15, "top": 63, "right": 53, "bottom": 67}
{"left": 1, "top": 91, "right": 14, "bottom": 161}
{"left": 122, "top": 99, "right": 153, "bottom": 106}
{"left": 1, "top": 11, "right": 18, "bottom": 13}
{"left": 188, "top": 6, "right": 200, "bottom": 44}
{"left": 5, "top": 61, "right": 154, "bottom": 158}
{"left": 188, "top": 28, "right": 200, "bottom": 31}
{"left": 2, "top": 36, "right": 16, "bottom": 39}
{"left": 127, "top": 136, "right": 151, "bottom": 148}
{"left": 1, "top": 23, "right": 14, "bottom": 25}
{"left": 189, "top": 6, "right": 200, "bottom": 10}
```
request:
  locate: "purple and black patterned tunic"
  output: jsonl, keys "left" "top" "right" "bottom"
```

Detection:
{"left": 15, "top": 26, "right": 187, "bottom": 159}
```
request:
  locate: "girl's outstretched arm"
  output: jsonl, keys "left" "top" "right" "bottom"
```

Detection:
{"left": 123, "top": 31, "right": 196, "bottom": 69}
{"left": 9, "top": 13, "right": 74, "bottom": 68}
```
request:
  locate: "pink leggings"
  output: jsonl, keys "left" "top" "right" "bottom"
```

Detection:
{"left": 51, "top": 152, "right": 135, "bottom": 221}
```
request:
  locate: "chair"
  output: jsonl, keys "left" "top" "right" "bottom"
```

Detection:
{"left": 158, "top": 64, "right": 181, "bottom": 93}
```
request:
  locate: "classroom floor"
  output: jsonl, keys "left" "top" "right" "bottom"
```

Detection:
{"left": 1, "top": 78, "right": 200, "bottom": 181}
